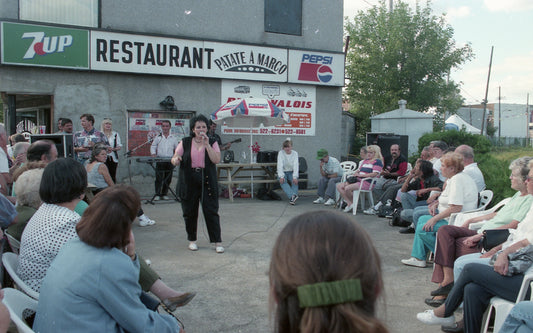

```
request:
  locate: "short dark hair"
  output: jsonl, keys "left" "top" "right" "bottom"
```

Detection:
{"left": 76, "top": 185, "right": 140, "bottom": 249}
{"left": 161, "top": 120, "right": 171, "bottom": 126}
{"left": 12, "top": 133, "right": 26, "bottom": 143}
{"left": 60, "top": 118, "right": 73, "bottom": 127}
{"left": 80, "top": 113, "right": 95, "bottom": 125}
{"left": 189, "top": 114, "right": 209, "bottom": 137}
{"left": 40, "top": 158, "right": 87, "bottom": 204}
{"left": 418, "top": 160, "right": 434, "bottom": 178}
{"left": 26, "top": 140, "right": 55, "bottom": 162}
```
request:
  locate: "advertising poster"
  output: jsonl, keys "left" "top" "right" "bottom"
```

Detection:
{"left": 220, "top": 80, "right": 315, "bottom": 136}
{"left": 126, "top": 110, "right": 195, "bottom": 156}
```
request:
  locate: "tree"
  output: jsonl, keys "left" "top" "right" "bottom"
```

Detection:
{"left": 344, "top": 0, "right": 473, "bottom": 135}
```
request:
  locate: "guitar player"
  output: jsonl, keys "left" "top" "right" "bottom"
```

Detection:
{"left": 208, "top": 120, "right": 232, "bottom": 151}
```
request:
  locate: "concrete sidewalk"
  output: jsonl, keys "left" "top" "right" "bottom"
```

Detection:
{"left": 135, "top": 190, "right": 441, "bottom": 333}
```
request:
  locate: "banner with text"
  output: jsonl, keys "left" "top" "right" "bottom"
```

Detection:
{"left": 287, "top": 50, "right": 345, "bottom": 86}
{"left": 220, "top": 80, "right": 315, "bottom": 136}
{"left": 1, "top": 22, "right": 89, "bottom": 69}
{"left": 91, "top": 31, "right": 288, "bottom": 82}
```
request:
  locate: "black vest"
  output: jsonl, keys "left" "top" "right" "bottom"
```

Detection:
{"left": 178, "top": 136, "right": 218, "bottom": 200}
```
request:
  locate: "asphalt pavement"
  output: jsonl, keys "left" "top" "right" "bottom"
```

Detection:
{"left": 134, "top": 189, "right": 445, "bottom": 333}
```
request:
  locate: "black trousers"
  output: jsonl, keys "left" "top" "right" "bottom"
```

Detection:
{"left": 155, "top": 162, "right": 174, "bottom": 196}
{"left": 181, "top": 170, "right": 222, "bottom": 243}
{"left": 105, "top": 157, "right": 118, "bottom": 183}
{"left": 444, "top": 263, "right": 526, "bottom": 333}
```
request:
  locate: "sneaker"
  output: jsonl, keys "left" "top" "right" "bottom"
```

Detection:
{"left": 401, "top": 257, "right": 427, "bottom": 268}
{"left": 292, "top": 195, "right": 299, "bottom": 203}
{"left": 153, "top": 196, "right": 161, "bottom": 201}
{"left": 313, "top": 197, "right": 325, "bottom": 204}
{"left": 139, "top": 215, "right": 156, "bottom": 227}
{"left": 324, "top": 198, "right": 336, "bottom": 206}
{"left": 399, "top": 226, "right": 415, "bottom": 234}
{"left": 161, "top": 195, "right": 170, "bottom": 200}
{"left": 363, "top": 207, "right": 378, "bottom": 215}
{"left": 215, "top": 246, "right": 225, "bottom": 254}
{"left": 289, "top": 197, "right": 295, "bottom": 205}
{"left": 416, "top": 309, "right": 454, "bottom": 326}
{"left": 343, "top": 204, "right": 354, "bottom": 213}
{"left": 188, "top": 242, "right": 198, "bottom": 251}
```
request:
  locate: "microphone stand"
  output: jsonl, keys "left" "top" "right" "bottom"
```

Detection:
{"left": 125, "top": 138, "right": 153, "bottom": 184}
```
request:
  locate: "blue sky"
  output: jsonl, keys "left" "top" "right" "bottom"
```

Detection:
{"left": 344, "top": 0, "right": 533, "bottom": 105}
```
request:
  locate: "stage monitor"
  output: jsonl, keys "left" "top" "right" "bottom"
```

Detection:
{"left": 30, "top": 134, "right": 74, "bottom": 158}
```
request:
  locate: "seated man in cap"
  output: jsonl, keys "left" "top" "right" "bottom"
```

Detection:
{"left": 313, "top": 149, "right": 343, "bottom": 206}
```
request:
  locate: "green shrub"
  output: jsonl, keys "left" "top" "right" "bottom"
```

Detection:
{"left": 418, "top": 130, "right": 491, "bottom": 154}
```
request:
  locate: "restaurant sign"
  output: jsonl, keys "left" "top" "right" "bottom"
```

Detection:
{"left": 1, "top": 22, "right": 89, "bottom": 69}
{"left": 91, "top": 31, "right": 288, "bottom": 82}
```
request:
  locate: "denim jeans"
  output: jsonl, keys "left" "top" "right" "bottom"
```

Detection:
{"left": 279, "top": 171, "right": 298, "bottom": 199}
{"left": 500, "top": 301, "right": 533, "bottom": 333}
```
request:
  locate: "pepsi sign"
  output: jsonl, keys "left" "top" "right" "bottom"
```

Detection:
{"left": 288, "top": 50, "right": 344, "bottom": 86}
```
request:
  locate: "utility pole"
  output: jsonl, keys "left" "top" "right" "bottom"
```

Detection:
{"left": 498, "top": 86, "right": 501, "bottom": 138}
{"left": 480, "top": 46, "right": 494, "bottom": 136}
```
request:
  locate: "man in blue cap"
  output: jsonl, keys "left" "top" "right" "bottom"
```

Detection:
{"left": 313, "top": 149, "right": 343, "bottom": 206}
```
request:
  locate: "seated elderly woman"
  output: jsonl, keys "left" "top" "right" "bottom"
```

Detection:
{"left": 401, "top": 152, "right": 478, "bottom": 268}
{"left": 425, "top": 157, "right": 533, "bottom": 307}
{"left": 34, "top": 185, "right": 183, "bottom": 332}
{"left": 17, "top": 158, "right": 194, "bottom": 311}
{"left": 5, "top": 168, "right": 43, "bottom": 241}
{"left": 417, "top": 188, "right": 533, "bottom": 333}
{"left": 270, "top": 210, "right": 387, "bottom": 332}
{"left": 336, "top": 145, "right": 384, "bottom": 213}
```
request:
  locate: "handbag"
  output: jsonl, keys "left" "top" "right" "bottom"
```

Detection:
{"left": 490, "top": 244, "right": 533, "bottom": 276}
{"left": 346, "top": 175, "right": 358, "bottom": 184}
{"left": 480, "top": 229, "right": 510, "bottom": 252}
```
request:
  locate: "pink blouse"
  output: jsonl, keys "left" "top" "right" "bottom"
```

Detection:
{"left": 175, "top": 140, "right": 220, "bottom": 168}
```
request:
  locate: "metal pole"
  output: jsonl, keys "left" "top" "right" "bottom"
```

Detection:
{"left": 498, "top": 86, "right": 501, "bottom": 138}
{"left": 480, "top": 46, "right": 494, "bottom": 136}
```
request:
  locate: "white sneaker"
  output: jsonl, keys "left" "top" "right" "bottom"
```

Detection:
{"left": 188, "top": 242, "right": 198, "bottom": 251}
{"left": 324, "top": 198, "right": 336, "bottom": 206}
{"left": 139, "top": 215, "right": 156, "bottom": 227}
{"left": 313, "top": 197, "right": 325, "bottom": 204}
{"left": 343, "top": 204, "right": 354, "bottom": 213}
{"left": 161, "top": 195, "right": 170, "bottom": 200}
{"left": 215, "top": 246, "right": 225, "bottom": 253}
{"left": 401, "top": 257, "right": 427, "bottom": 268}
{"left": 416, "top": 309, "right": 454, "bottom": 326}
{"left": 153, "top": 196, "right": 161, "bottom": 201}
{"left": 363, "top": 207, "right": 378, "bottom": 215}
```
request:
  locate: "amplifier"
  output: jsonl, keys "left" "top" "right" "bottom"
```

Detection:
{"left": 257, "top": 150, "right": 278, "bottom": 163}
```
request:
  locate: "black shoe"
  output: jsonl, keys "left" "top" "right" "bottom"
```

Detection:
{"left": 424, "top": 296, "right": 445, "bottom": 307}
{"left": 441, "top": 321, "right": 464, "bottom": 333}
{"left": 431, "top": 282, "right": 454, "bottom": 296}
{"left": 399, "top": 226, "right": 415, "bottom": 234}
{"left": 340, "top": 202, "right": 347, "bottom": 210}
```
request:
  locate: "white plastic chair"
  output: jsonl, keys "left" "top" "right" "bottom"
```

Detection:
{"left": 352, "top": 177, "right": 379, "bottom": 215}
{"left": 336, "top": 161, "right": 358, "bottom": 208}
{"left": 448, "top": 190, "right": 493, "bottom": 226}
{"left": 2, "top": 288, "right": 37, "bottom": 333}
{"left": 2, "top": 252, "right": 39, "bottom": 300}
{"left": 481, "top": 266, "right": 533, "bottom": 333}
{"left": 5, "top": 232, "right": 21, "bottom": 254}
{"left": 466, "top": 197, "right": 512, "bottom": 230}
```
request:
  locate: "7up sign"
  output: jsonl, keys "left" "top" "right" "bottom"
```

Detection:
{"left": 1, "top": 22, "right": 89, "bottom": 69}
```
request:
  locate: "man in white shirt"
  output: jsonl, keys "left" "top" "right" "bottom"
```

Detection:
{"left": 455, "top": 144, "right": 485, "bottom": 192}
{"left": 150, "top": 120, "right": 179, "bottom": 200}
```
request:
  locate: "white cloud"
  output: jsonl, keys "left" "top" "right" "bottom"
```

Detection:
{"left": 445, "top": 6, "right": 471, "bottom": 21}
{"left": 484, "top": 0, "right": 533, "bottom": 12}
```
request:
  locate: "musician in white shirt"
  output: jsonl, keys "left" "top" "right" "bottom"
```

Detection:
{"left": 150, "top": 120, "right": 179, "bottom": 201}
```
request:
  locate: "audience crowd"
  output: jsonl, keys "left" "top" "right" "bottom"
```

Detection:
{"left": 2, "top": 118, "right": 533, "bottom": 332}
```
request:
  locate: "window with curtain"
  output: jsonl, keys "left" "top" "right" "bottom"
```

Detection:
{"left": 264, "top": 0, "right": 302, "bottom": 35}
{"left": 20, "top": 0, "right": 99, "bottom": 27}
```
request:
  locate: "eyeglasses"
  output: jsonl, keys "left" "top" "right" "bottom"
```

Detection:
{"left": 103, "top": 118, "right": 112, "bottom": 120}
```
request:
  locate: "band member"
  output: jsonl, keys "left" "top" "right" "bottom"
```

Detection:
{"left": 150, "top": 120, "right": 179, "bottom": 201}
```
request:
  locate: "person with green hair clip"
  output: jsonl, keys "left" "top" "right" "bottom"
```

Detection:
{"left": 269, "top": 210, "right": 388, "bottom": 333}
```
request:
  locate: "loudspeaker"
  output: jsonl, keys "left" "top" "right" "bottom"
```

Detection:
{"left": 257, "top": 150, "right": 278, "bottom": 163}
{"left": 30, "top": 134, "right": 74, "bottom": 158}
